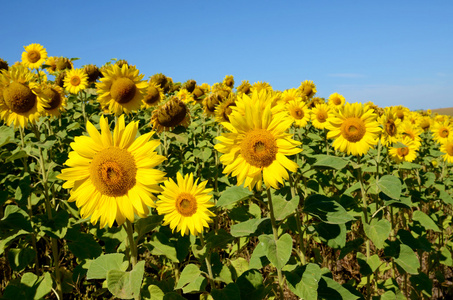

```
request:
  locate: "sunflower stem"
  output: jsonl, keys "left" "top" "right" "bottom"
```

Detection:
{"left": 126, "top": 219, "right": 138, "bottom": 267}
{"left": 199, "top": 233, "right": 215, "bottom": 289}
{"left": 289, "top": 174, "right": 306, "bottom": 265}
{"left": 266, "top": 188, "right": 285, "bottom": 300}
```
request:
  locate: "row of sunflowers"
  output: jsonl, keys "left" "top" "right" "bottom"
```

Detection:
{"left": 1, "top": 43, "right": 452, "bottom": 299}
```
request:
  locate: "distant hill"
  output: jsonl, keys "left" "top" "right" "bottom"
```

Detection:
{"left": 432, "top": 107, "right": 453, "bottom": 116}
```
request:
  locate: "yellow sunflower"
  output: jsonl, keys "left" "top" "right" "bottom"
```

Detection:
{"left": 235, "top": 89, "right": 278, "bottom": 117}
{"left": 281, "top": 98, "right": 310, "bottom": 128}
{"left": 151, "top": 97, "right": 190, "bottom": 133}
{"left": 96, "top": 64, "right": 147, "bottom": 115}
{"left": 21, "top": 43, "right": 48, "bottom": 69}
{"left": 378, "top": 108, "right": 402, "bottom": 146}
{"left": 215, "top": 96, "right": 302, "bottom": 191}
{"left": 328, "top": 92, "right": 345, "bottom": 108}
{"left": 177, "top": 88, "right": 195, "bottom": 104}
{"left": 419, "top": 116, "right": 432, "bottom": 132}
{"left": 389, "top": 137, "right": 419, "bottom": 163}
{"left": 392, "top": 105, "right": 410, "bottom": 122}
{"left": 311, "top": 103, "right": 332, "bottom": 130}
{"left": 440, "top": 139, "right": 453, "bottom": 164}
{"left": 215, "top": 95, "right": 236, "bottom": 123}
{"left": 325, "top": 102, "right": 381, "bottom": 156}
{"left": 237, "top": 80, "right": 252, "bottom": 95}
{"left": 278, "top": 88, "right": 302, "bottom": 105}
{"left": 223, "top": 75, "right": 235, "bottom": 89}
{"left": 399, "top": 121, "right": 422, "bottom": 147}
{"left": 64, "top": 68, "right": 88, "bottom": 94}
{"left": 298, "top": 80, "right": 316, "bottom": 99}
{"left": 156, "top": 172, "right": 215, "bottom": 236}
{"left": 45, "top": 56, "right": 58, "bottom": 74}
{"left": 203, "top": 93, "right": 222, "bottom": 117}
{"left": 252, "top": 81, "right": 273, "bottom": 93}
{"left": 41, "top": 83, "right": 67, "bottom": 117}
{"left": 57, "top": 115, "right": 166, "bottom": 228}
{"left": 0, "top": 65, "right": 48, "bottom": 128}
{"left": 142, "top": 81, "right": 165, "bottom": 108}
{"left": 431, "top": 120, "right": 453, "bottom": 144}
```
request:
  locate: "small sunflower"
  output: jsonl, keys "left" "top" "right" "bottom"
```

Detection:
{"left": 389, "top": 137, "right": 419, "bottom": 163}
{"left": 177, "top": 88, "right": 195, "bottom": 104}
{"left": 252, "top": 81, "right": 273, "bottom": 93}
{"left": 182, "top": 79, "right": 197, "bottom": 93}
{"left": 278, "top": 88, "right": 302, "bottom": 105}
{"left": 328, "top": 92, "right": 345, "bottom": 108}
{"left": 237, "top": 80, "right": 252, "bottom": 95}
{"left": 96, "top": 64, "right": 147, "bottom": 115}
{"left": 311, "top": 103, "right": 332, "bottom": 130}
{"left": 0, "top": 58, "right": 8, "bottom": 71}
{"left": 378, "top": 108, "right": 402, "bottom": 146}
{"left": 399, "top": 121, "right": 422, "bottom": 147}
{"left": 83, "top": 64, "right": 102, "bottom": 84}
{"left": 45, "top": 56, "right": 58, "bottom": 74}
{"left": 192, "top": 86, "right": 205, "bottom": 103}
{"left": 215, "top": 95, "right": 302, "bottom": 191}
{"left": 282, "top": 98, "right": 310, "bottom": 128}
{"left": 392, "top": 105, "right": 410, "bottom": 122}
{"left": 440, "top": 139, "right": 453, "bottom": 164}
{"left": 64, "top": 68, "right": 89, "bottom": 94}
{"left": 41, "top": 83, "right": 67, "bottom": 117}
{"left": 203, "top": 93, "right": 222, "bottom": 117}
{"left": 57, "top": 115, "right": 166, "bottom": 228}
{"left": 21, "top": 43, "right": 48, "bottom": 69}
{"left": 215, "top": 95, "right": 236, "bottom": 123}
{"left": 223, "top": 75, "right": 235, "bottom": 89}
{"left": 156, "top": 172, "right": 215, "bottom": 236}
{"left": 419, "top": 116, "right": 432, "bottom": 132}
{"left": 431, "top": 120, "right": 453, "bottom": 144}
{"left": 142, "top": 81, "right": 164, "bottom": 108}
{"left": 55, "top": 57, "right": 73, "bottom": 71}
{"left": 151, "top": 97, "right": 190, "bottom": 133}
{"left": 325, "top": 102, "right": 381, "bottom": 156}
{"left": 298, "top": 80, "right": 316, "bottom": 99}
{"left": 0, "top": 65, "right": 48, "bottom": 128}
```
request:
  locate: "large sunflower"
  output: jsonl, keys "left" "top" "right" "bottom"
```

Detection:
{"left": 389, "top": 136, "right": 419, "bottom": 163}
{"left": 96, "top": 64, "right": 147, "bottom": 115}
{"left": 64, "top": 68, "right": 88, "bottom": 94}
{"left": 431, "top": 120, "right": 453, "bottom": 145}
{"left": 0, "top": 65, "right": 48, "bottom": 128}
{"left": 215, "top": 97, "right": 301, "bottom": 191}
{"left": 57, "top": 115, "right": 166, "bottom": 228}
{"left": 325, "top": 102, "right": 381, "bottom": 156}
{"left": 156, "top": 172, "right": 215, "bottom": 236}
{"left": 21, "top": 43, "right": 48, "bottom": 69}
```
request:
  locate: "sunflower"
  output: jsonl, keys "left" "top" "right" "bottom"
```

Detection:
{"left": 57, "top": 115, "right": 166, "bottom": 228}
{"left": 203, "top": 93, "right": 222, "bottom": 117}
{"left": 151, "top": 97, "right": 190, "bottom": 133}
{"left": 440, "top": 139, "right": 453, "bottom": 164}
{"left": 252, "top": 81, "right": 273, "bottom": 93}
{"left": 378, "top": 108, "right": 402, "bottom": 146}
{"left": 41, "top": 83, "right": 67, "bottom": 117}
{"left": 0, "top": 65, "right": 48, "bottom": 128}
{"left": 223, "top": 75, "right": 235, "bottom": 89}
{"left": 328, "top": 92, "right": 345, "bottom": 108}
{"left": 235, "top": 89, "right": 278, "bottom": 117}
{"left": 156, "top": 172, "right": 215, "bottom": 236}
{"left": 64, "top": 68, "right": 88, "bottom": 94}
{"left": 45, "top": 56, "right": 58, "bottom": 74}
{"left": 177, "top": 88, "right": 195, "bottom": 104}
{"left": 388, "top": 136, "right": 419, "bottom": 163}
{"left": 431, "top": 120, "right": 453, "bottom": 144}
{"left": 182, "top": 79, "right": 196, "bottom": 93}
{"left": 192, "top": 86, "right": 205, "bottom": 103}
{"left": 278, "top": 88, "right": 302, "bottom": 105}
{"left": 399, "top": 121, "right": 422, "bottom": 147}
{"left": 215, "top": 95, "right": 236, "bottom": 123}
{"left": 21, "top": 43, "right": 48, "bottom": 69}
{"left": 142, "top": 81, "right": 165, "bottom": 108}
{"left": 311, "top": 103, "right": 332, "bottom": 130}
{"left": 419, "top": 116, "right": 432, "bottom": 132}
{"left": 392, "top": 105, "right": 410, "bottom": 122}
{"left": 298, "top": 80, "right": 316, "bottom": 99}
{"left": 325, "top": 102, "right": 381, "bottom": 156}
{"left": 281, "top": 98, "right": 310, "bottom": 128}
{"left": 97, "top": 64, "right": 147, "bottom": 115}
{"left": 215, "top": 96, "right": 302, "bottom": 191}
{"left": 237, "top": 80, "right": 252, "bottom": 95}
{"left": 0, "top": 58, "right": 8, "bottom": 71}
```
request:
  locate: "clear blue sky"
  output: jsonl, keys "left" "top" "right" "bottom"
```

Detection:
{"left": 2, "top": 1, "right": 452, "bottom": 110}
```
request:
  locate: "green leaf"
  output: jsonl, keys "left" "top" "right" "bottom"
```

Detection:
{"left": 258, "top": 233, "right": 292, "bottom": 270}
{"left": 0, "top": 230, "right": 28, "bottom": 255}
{"left": 377, "top": 175, "right": 401, "bottom": 200}
{"left": 439, "top": 189, "right": 453, "bottom": 205}
{"left": 230, "top": 257, "right": 249, "bottom": 278}
{"left": 175, "top": 264, "right": 201, "bottom": 289}
{"left": 285, "top": 263, "right": 321, "bottom": 300}
{"left": 6, "top": 150, "right": 28, "bottom": 162}
{"left": 272, "top": 195, "right": 299, "bottom": 221}
{"left": 316, "top": 223, "right": 347, "bottom": 249}
{"left": 357, "top": 253, "right": 381, "bottom": 276}
{"left": 230, "top": 218, "right": 269, "bottom": 237}
{"left": 7, "top": 247, "right": 36, "bottom": 272}
{"left": 412, "top": 210, "right": 440, "bottom": 232}
{"left": 313, "top": 154, "right": 349, "bottom": 170}
{"left": 236, "top": 269, "right": 269, "bottom": 300}
{"left": 145, "top": 285, "right": 165, "bottom": 300}
{"left": 146, "top": 232, "right": 179, "bottom": 262}
{"left": 40, "top": 209, "right": 70, "bottom": 239}
{"left": 410, "top": 272, "right": 432, "bottom": 298}
{"left": 363, "top": 218, "right": 391, "bottom": 249}
{"left": 86, "top": 253, "right": 126, "bottom": 280}
{"left": 1, "top": 205, "right": 33, "bottom": 232}
{"left": 318, "top": 276, "right": 360, "bottom": 300}
{"left": 216, "top": 186, "right": 253, "bottom": 207}
{"left": 394, "top": 244, "right": 420, "bottom": 274}
{"left": 249, "top": 241, "right": 269, "bottom": 269}
{"left": 67, "top": 231, "right": 102, "bottom": 260}
{"left": 3, "top": 272, "right": 52, "bottom": 300}
{"left": 135, "top": 214, "right": 164, "bottom": 242}
{"left": 107, "top": 260, "right": 145, "bottom": 299}
{"left": 303, "top": 194, "right": 354, "bottom": 224}
{"left": 211, "top": 283, "right": 241, "bottom": 300}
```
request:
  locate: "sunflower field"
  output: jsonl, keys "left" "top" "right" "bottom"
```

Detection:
{"left": 1, "top": 44, "right": 453, "bottom": 300}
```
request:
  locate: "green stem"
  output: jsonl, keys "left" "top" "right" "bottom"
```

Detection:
{"left": 289, "top": 175, "right": 306, "bottom": 265}
{"left": 267, "top": 188, "right": 285, "bottom": 300}
{"left": 199, "top": 233, "right": 215, "bottom": 288}
{"left": 126, "top": 220, "right": 138, "bottom": 267}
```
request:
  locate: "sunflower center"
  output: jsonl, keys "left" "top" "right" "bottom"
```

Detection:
{"left": 111, "top": 77, "right": 137, "bottom": 104}
{"left": 340, "top": 117, "right": 366, "bottom": 143}
{"left": 27, "top": 50, "right": 41, "bottom": 63}
{"left": 3, "top": 82, "right": 36, "bottom": 113}
{"left": 440, "top": 128, "right": 449, "bottom": 138}
{"left": 175, "top": 192, "right": 197, "bottom": 217}
{"left": 291, "top": 108, "right": 304, "bottom": 120}
{"left": 144, "top": 86, "right": 161, "bottom": 105}
{"left": 396, "top": 111, "right": 404, "bottom": 120}
{"left": 157, "top": 99, "right": 188, "bottom": 128}
{"left": 446, "top": 143, "right": 453, "bottom": 156}
{"left": 42, "top": 87, "right": 61, "bottom": 110}
{"left": 402, "top": 131, "right": 414, "bottom": 140}
{"left": 385, "top": 119, "right": 397, "bottom": 136}
{"left": 397, "top": 147, "right": 409, "bottom": 157}
{"left": 333, "top": 97, "right": 342, "bottom": 105}
{"left": 223, "top": 103, "right": 235, "bottom": 122}
{"left": 241, "top": 129, "right": 278, "bottom": 168}
{"left": 316, "top": 110, "right": 327, "bottom": 122}
{"left": 70, "top": 76, "right": 81, "bottom": 86}
{"left": 90, "top": 147, "right": 137, "bottom": 197}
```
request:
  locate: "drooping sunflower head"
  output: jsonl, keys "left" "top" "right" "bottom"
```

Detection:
{"left": 328, "top": 92, "right": 345, "bottom": 108}
{"left": 215, "top": 94, "right": 237, "bottom": 123}
{"left": 203, "top": 93, "right": 222, "bottom": 116}
{"left": 211, "top": 83, "right": 232, "bottom": 100}
{"left": 41, "top": 83, "right": 67, "bottom": 117}
{"left": 392, "top": 105, "right": 410, "bottom": 122}
{"left": 182, "top": 79, "right": 196, "bottom": 93}
{"left": 151, "top": 97, "right": 190, "bottom": 133}
{"left": 0, "top": 59, "right": 9, "bottom": 71}
{"left": 115, "top": 59, "right": 135, "bottom": 70}
{"left": 21, "top": 43, "right": 48, "bottom": 69}
{"left": 223, "top": 75, "right": 235, "bottom": 89}
{"left": 83, "top": 64, "right": 102, "bottom": 84}
{"left": 389, "top": 137, "right": 419, "bottom": 163}
{"left": 251, "top": 81, "right": 273, "bottom": 93}
{"left": 57, "top": 115, "right": 167, "bottom": 228}
{"left": 325, "top": 102, "right": 381, "bottom": 156}
{"left": 142, "top": 81, "right": 165, "bottom": 108}
{"left": 419, "top": 116, "right": 432, "bottom": 131}
{"left": 378, "top": 108, "right": 402, "bottom": 146}
{"left": 150, "top": 73, "right": 170, "bottom": 94}
{"left": 156, "top": 172, "right": 215, "bottom": 236}
{"left": 192, "top": 85, "right": 205, "bottom": 103}
{"left": 0, "top": 65, "right": 48, "bottom": 128}
{"left": 298, "top": 80, "right": 317, "bottom": 99}
{"left": 44, "top": 56, "right": 57, "bottom": 73}
{"left": 55, "top": 57, "right": 73, "bottom": 71}
{"left": 96, "top": 64, "right": 147, "bottom": 115}
{"left": 307, "top": 96, "right": 325, "bottom": 109}
{"left": 64, "top": 68, "right": 89, "bottom": 94}
{"left": 237, "top": 80, "right": 252, "bottom": 95}
{"left": 311, "top": 103, "right": 332, "bottom": 130}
